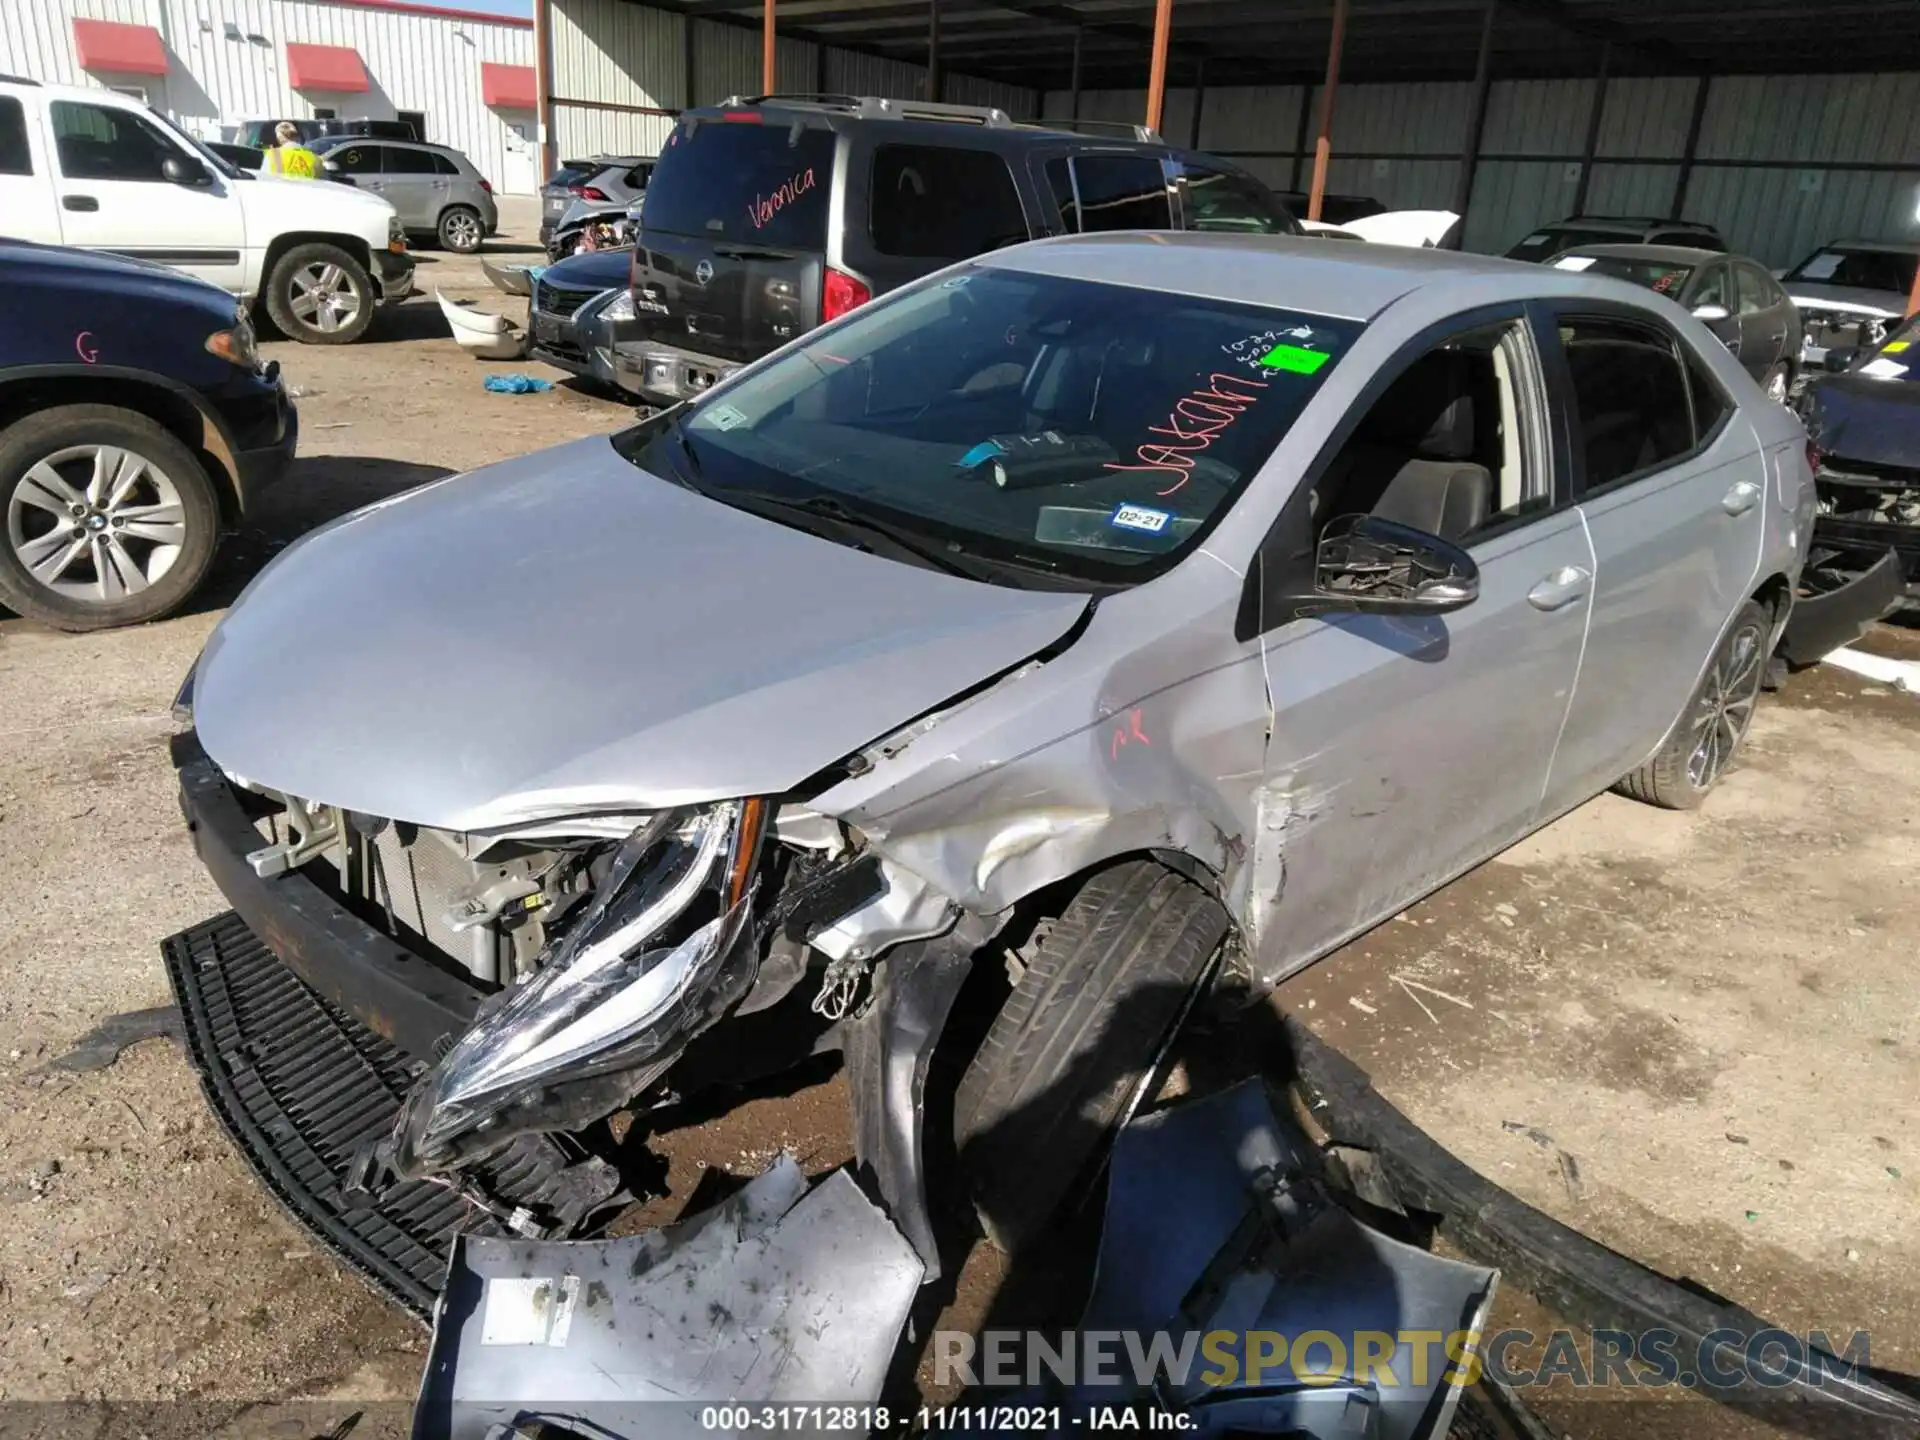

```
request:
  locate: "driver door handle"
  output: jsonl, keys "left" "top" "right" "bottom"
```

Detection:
{"left": 1527, "top": 565, "right": 1591, "bottom": 611}
{"left": 1722, "top": 479, "right": 1762, "bottom": 516}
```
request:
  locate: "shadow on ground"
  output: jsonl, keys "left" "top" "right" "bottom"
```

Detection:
{"left": 187, "top": 454, "right": 455, "bottom": 614}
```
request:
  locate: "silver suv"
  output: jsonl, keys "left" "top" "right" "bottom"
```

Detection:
{"left": 313, "top": 137, "right": 498, "bottom": 253}
{"left": 170, "top": 234, "right": 1813, "bottom": 1287}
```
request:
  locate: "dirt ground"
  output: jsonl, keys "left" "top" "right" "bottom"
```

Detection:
{"left": 0, "top": 199, "right": 1914, "bottom": 1436}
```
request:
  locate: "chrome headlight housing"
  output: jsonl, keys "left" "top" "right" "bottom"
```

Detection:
{"left": 597, "top": 288, "right": 635, "bottom": 323}
{"left": 385, "top": 801, "right": 763, "bottom": 1175}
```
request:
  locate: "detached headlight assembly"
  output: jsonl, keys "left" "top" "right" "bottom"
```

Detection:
{"left": 385, "top": 800, "right": 765, "bottom": 1175}
{"left": 598, "top": 288, "right": 636, "bottom": 323}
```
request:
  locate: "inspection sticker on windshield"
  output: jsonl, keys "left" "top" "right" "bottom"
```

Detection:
{"left": 1256, "top": 343, "right": 1332, "bottom": 375}
{"left": 1112, "top": 502, "right": 1174, "bottom": 534}
{"left": 705, "top": 403, "right": 749, "bottom": 431}
{"left": 1885, "top": 340, "right": 1911, "bottom": 354}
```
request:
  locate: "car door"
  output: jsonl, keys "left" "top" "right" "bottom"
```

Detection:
{"left": 379, "top": 145, "right": 443, "bottom": 228}
{"left": 1537, "top": 306, "right": 1764, "bottom": 810}
{"left": 1735, "top": 261, "right": 1794, "bottom": 377}
{"left": 323, "top": 140, "right": 385, "bottom": 204}
{"left": 45, "top": 97, "right": 245, "bottom": 293}
{"left": 1247, "top": 306, "right": 1595, "bottom": 978}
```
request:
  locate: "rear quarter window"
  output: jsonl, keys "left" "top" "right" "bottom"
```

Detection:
{"left": 643, "top": 117, "right": 836, "bottom": 250}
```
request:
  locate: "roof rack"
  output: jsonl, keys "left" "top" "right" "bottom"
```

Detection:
{"left": 721, "top": 93, "right": 1014, "bottom": 127}
{"left": 1018, "top": 116, "right": 1162, "bottom": 143}
{"left": 0, "top": 73, "right": 41, "bottom": 87}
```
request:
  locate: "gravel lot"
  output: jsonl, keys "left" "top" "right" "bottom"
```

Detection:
{"left": 0, "top": 200, "right": 1912, "bottom": 1437}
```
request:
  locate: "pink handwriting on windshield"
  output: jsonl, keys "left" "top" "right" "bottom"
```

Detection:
{"left": 748, "top": 167, "right": 816, "bottom": 230}
{"left": 1103, "top": 372, "right": 1270, "bottom": 495}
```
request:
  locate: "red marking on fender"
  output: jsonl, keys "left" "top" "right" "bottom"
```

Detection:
{"left": 1104, "top": 372, "right": 1269, "bottom": 495}
{"left": 1109, "top": 707, "right": 1150, "bottom": 760}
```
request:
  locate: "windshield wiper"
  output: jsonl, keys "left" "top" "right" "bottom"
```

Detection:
{"left": 724, "top": 490, "right": 998, "bottom": 582}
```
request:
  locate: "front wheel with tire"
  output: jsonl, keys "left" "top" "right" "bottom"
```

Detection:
{"left": 953, "top": 859, "right": 1229, "bottom": 1252}
{"left": 264, "top": 242, "right": 374, "bottom": 344}
{"left": 0, "top": 405, "right": 221, "bottom": 631}
{"left": 1616, "top": 599, "right": 1769, "bottom": 809}
{"left": 438, "top": 205, "right": 483, "bottom": 254}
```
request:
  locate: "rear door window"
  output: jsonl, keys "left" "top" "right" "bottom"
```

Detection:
{"left": 644, "top": 116, "right": 836, "bottom": 249}
{"left": 1065, "top": 154, "right": 1172, "bottom": 232}
{"left": 384, "top": 147, "right": 438, "bottom": 174}
{"left": 1557, "top": 315, "right": 1698, "bottom": 492}
{"left": 869, "top": 143, "right": 1028, "bottom": 259}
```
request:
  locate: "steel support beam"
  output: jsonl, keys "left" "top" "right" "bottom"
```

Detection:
{"left": 762, "top": 0, "right": 776, "bottom": 94}
{"left": 1568, "top": 39, "right": 1610, "bottom": 216}
{"left": 1306, "top": 0, "right": 1348, "bottom": 223}
{"left": 927, "top": 0, "right": 942, "bottom": 100}
{"left": 1069, "top": 25, "right": 1082, "bottom": 118}
{"left": 683, "top": 10, "right": 698, "bottom": 111}
{"left": 1145, "top": 0, "right": 1174, "bottom": 134}
{"left": 1450, "top": 0, "right": 1496, "bottom": 235}
{"left": 1670, "top": 73, "right": 1712, "bottom": 219}
{"left": 1189, "top": 56, "right": 1205, "bottom": 148}
{"left": 532, "top": 0, "right": 557, "bottom": 180}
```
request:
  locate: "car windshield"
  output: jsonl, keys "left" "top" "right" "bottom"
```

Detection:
{"left": 1787, "top": 247, "right": 1918, "bottom": 294}
{"left": 1557, "top": 254, "right": 1695, "bottom": 297}
{"left": 642, "top": 114, "right": 836, "bottom": 248}
{"left": 1508, "top": 226, "right": 1634, "bottom": 263}
{"left": 615, "top": 266, "right": 1361, "bottom": 587}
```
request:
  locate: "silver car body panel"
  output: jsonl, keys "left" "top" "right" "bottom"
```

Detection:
{"left": 192, "top": 234, "right": 1811, "bottom": 990}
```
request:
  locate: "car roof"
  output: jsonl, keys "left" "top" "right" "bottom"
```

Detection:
{"left": 979, "top": 231, "right": 1597, "bottom": 322}
{"left": 1557, "top": 242, "right": 1730, "bottom": 264}
{"left": 315, "top": 135, "right": 459, "bottom": 156}
{"left": 687, "top": 97, "right": 1174, "bottom": 155}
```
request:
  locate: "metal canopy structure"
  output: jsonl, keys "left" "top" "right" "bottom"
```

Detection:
{"left": 641, "top": 0, "right": 1920, "bottom": 92}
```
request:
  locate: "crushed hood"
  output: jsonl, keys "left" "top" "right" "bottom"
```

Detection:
{"left": 1785, "top": 281, "right": 1908, "bottom": 317}
{"left": 192, "top": 436, "right": 1087, "bottom": 832}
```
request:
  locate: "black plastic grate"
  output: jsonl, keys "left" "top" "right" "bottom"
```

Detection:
{"left": 533, "top": 283, "right": 595, "bottom": 319}
{"left": 163, "top": 911, "right": 562, "bottom": 1319}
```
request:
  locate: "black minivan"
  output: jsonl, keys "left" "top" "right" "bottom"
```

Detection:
{"left": 615, "top": 95, "right": 1301, "bottom": 407}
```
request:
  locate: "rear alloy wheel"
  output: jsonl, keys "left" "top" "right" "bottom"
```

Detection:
{"left": 1616, "top": 600, "right": 1769, "bottom": 809}
{"left": 1763, "top": 363, "right": 1790, "bottom": 405}
{"left": 0, "top": 405, "right": 220, "bottom": 631}
{"left": 438, "top": 205, "right": 483, "bottom": 254}
{"left": 264, "top": 242, "right": 374, "bottom": 345}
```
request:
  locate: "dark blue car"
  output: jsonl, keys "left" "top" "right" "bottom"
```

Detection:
{"left": 526, "top": 246, "right": 639, "bottom": 393}
{"left": 0, "top": 241, "right": 296, "bottom": 630}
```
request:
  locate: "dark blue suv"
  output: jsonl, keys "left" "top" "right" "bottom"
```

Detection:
{"left": 0, "top": 241, "right": 296, "bottom": 630}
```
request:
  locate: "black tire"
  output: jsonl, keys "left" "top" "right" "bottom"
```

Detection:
{"left": 0, "top": 405, "right": 221, "bottom": 631}
{"left": 263, "top": 241, "right": 375, "bottom": 345}
{"left": 1616, "top": 599, "right": 1769, "bottom": 810}
{"left": 438, "top": 205, "right": 484, "bottom": 254}
{"left": 953, "top": 859, "right": 1229, "bottom": 1252}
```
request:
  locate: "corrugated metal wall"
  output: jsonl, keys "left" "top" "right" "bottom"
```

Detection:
{"left": 0, "top": 0, "right": 537, "bottom": 191}
{"left": 551, "top": 0, "right": 1040, "bottom": 167}
{"left": 1039, "top": 71, "right": 1920, "bottom": 265}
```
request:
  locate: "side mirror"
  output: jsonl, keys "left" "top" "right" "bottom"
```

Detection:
{"left": 1254, "top": 513, "right": 1479, "bottom": 631}
{"left": 161, "top": 153, "right": 211, "bottom": 187}
{"left": 1824, "top": 347, "right": 1858, "bottom": 374}
{"left": 1691, "top": 303, "right": 1731, "bottom": 322}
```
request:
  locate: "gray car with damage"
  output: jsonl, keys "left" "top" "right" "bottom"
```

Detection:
{"left": 167, "top": 233, "right": 1815, "bottom": 1305}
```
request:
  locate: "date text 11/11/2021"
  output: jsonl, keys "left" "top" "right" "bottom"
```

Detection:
{"left": 696, "top": 1405, "right": 1196, "bottom": 1431}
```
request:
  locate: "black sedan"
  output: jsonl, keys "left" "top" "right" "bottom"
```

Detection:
{"left": 1549, "top": 243, "right": 1800, "bottom": 403}
{"left": 526, "top": 246, "right": 640, "bottom": 393}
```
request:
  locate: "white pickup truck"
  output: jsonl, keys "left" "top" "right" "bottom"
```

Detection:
{"left": 0, "top": 77, "right": 413, "bottom": 344}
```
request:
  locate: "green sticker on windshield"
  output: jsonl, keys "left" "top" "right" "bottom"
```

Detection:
{"left": 1257, "top": 343, "right": 1331, "bottom": 375}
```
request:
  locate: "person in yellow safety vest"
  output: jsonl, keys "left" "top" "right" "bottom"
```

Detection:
{"left": 266, "top": 121, "right": 318, "bottom": 179}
